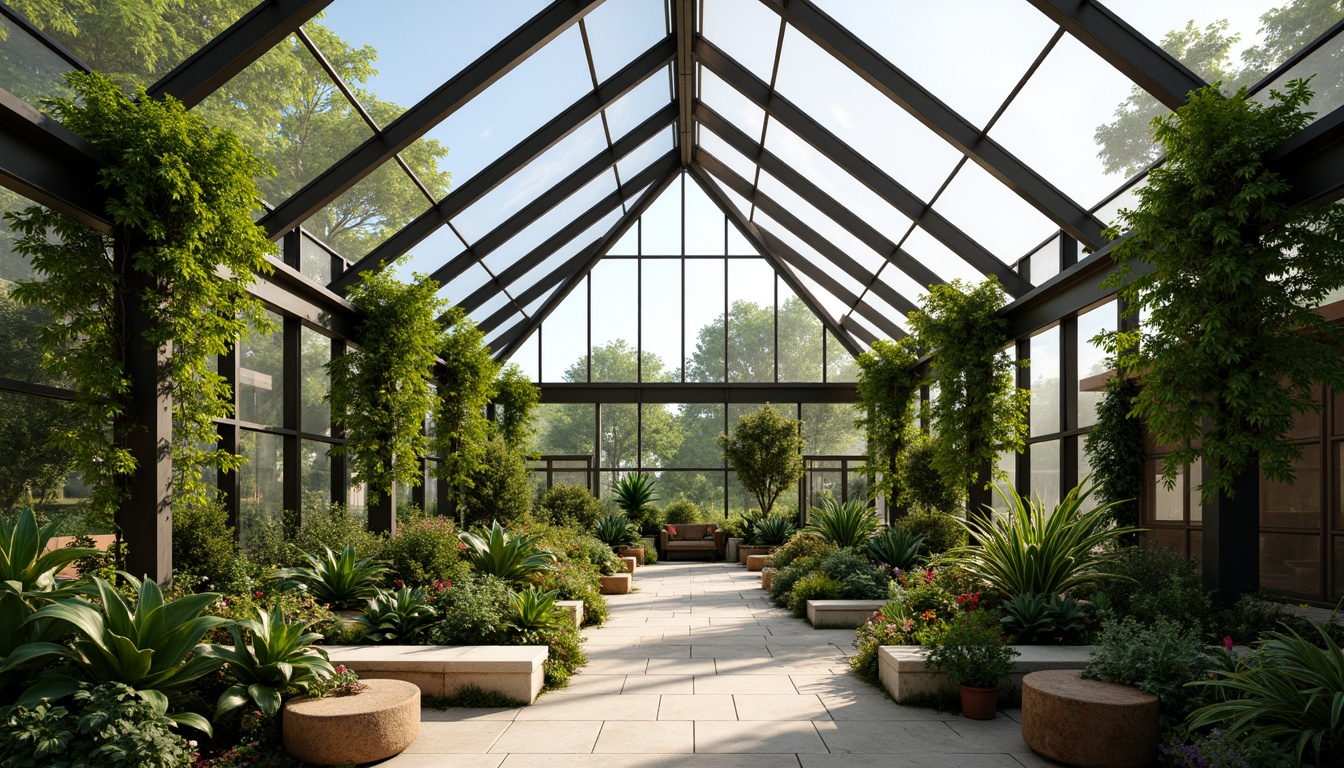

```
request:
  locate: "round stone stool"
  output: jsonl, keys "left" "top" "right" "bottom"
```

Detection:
{"left": 1021, "top": 670, "right": 1158, "bottom": 768}
{"left": 283, "top": 678, "right": 420, "bottom": 766}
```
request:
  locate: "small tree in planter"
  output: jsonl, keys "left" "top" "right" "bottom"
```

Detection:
{"left": 719, "top": 405, "right": 805, "bottom": 519}
{"left": 925, "top": 610, "right": 1019, "bottom": 720}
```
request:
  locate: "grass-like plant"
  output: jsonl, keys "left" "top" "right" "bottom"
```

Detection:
{"left": 867, "top": 527, "right": 925, "bottom": 570}
{"left": 210, "top": 605, "right": 335, "bottom": 719}
{"left": 593, "top": 512, "right": 639, "bottom": 548}
{"left": 356, "top": 586, "right": 438, "bottom": 644}
{"left": 1188, "top": 618, "right": 1344, "bottom": 765}
{"left": 507, "top": 587, "right": 565, "bottom": 632}
{"left": 751, "top": 515, "right": 796, "bottom": 546}
{"left": 272, "top": 544, "right": 389, "bottom": 610}
{"left": 999, "top": 592, "right": 1086, "bottom": 644}
{"left": 946, "top": 482, "right": 1139, "bottom": 597}
{"left": 806, "top": 497, "right": 879, "bottom": 548}
{"left": 459, "top": 521, "right": 556, "bottom": 583}
{"left": 611, "top": 473, "right": 658, "bottom": 515}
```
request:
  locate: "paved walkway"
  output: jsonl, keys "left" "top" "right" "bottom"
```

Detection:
{"left": 380, "top": 560, "right": 1056, "bottom": 767}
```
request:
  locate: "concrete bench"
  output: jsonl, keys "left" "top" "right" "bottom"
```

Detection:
{"left": 621, "top": 555, "right": 638, "bottom": 573}
{"left": 806, "top": 599, "right": 888, "bottom": 628}
{"left": 878, "top": 645, "right": 1094, "bottom": 702}
{"left": 556, "top": 600, "right": 584, "bottom": 629}
{"left": 325, "top": 645, "right": 547, "bottom": 704}
{"left": 599, "top": 572, "right": 631, "bottom": 595}
{"left": 1022, "top": 670, "right": 1159, "bottom": 768}
{"left": 746, "top": 554, "right": 772, "bottom": 572}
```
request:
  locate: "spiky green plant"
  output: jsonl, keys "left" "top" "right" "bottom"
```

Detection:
{"left": 356, "top": 586, "right": 438, "bottom": 644}
{"left": 507, "top": 587, "right": 565, "bottom": 632}
{"left": 0, "top": 509, "right": 98, "bottom": 601}
{"left": 751, "top": 515, "right": 796, "bottom": 546}
{"left": 593, "top": 512, "right": 639, "bottom": 548}
{"left": 272, "top": 544, "right": 389, "bottom": 609}
{"left": 458, "top": 521, "right": 556, "bottom": 583}
{"left": 210, "top": 605, "right": 335, "bottom": 719}
{"left": 611, "top": 473, "right": 658, "bottom": 515}
{"left": 867, "top": 527, "right": 925, "bottom": 571}
{"left": 806, "top": 497, "right": 879, "bottom": 548}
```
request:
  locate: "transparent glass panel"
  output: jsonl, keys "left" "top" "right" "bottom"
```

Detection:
{"left": 1030, "top": 326, "right": 1060, "bottom": 436}
{"left": 702, "top": 0, "right": 782, "bottom": 83}
{"left": 685, "top": 258, "right": 726, "bottom": 382}
{"left": 507, "top": 207, "right": 621, "bottom": 296}
{"left": 685, "top": 177, "right": 726, "bottom": 255}
{"left": 1078, "top": 301, "right": 1117, "bottom": 428}
{"left": 303, "top": 162, "right": 431, "bottom": 260}
{"left": 438, "top": 260, "right": 493, "bottom": 306}
{"left": 1078, "top": 440, "right": 1097, "bottom": 512}
{"left": 930, "top": 160, "right": 1058, "bottom": 263}
{"left": 599, "top": 403, "right": 639, "bottom": 468}
{"left": 640, "top": 403, "right": 681, "bottom": 468}
{"left": 661, "top": 468, "right": 727, "bottom": 519}
{"left": 1031, "top": 440, "right": 1061, "bottom": 510}
{"left": 0, "top": 391, "right": 76, "bottom": 506}
{"left": 240, "top": 311, "right": 285, "bottom": 428}
{"left": 508, "top": 330, "right": 540, "bottom": 384}
{"left": 642, "top": 174, "right": 682, "bottom": 255}
{"left": 1191, "top": 458, "right": 1204, "bottom": 523}
{"left": 699, "top": 67, "right": 768, "bottom": 140}
{"left": 301, "top": 439, "right": 332, "bottom": 513}
{"left": 1149, "top": 459, "right": 1185, "bottom": 522}
{"left": 536, "top": 402, "right": 596, "bottom": 455}
{"left": 728, "top": 259, "right": 776, "bottom": 383}
{"left": 641, "top": 258, "right": 682, "bottom": 382}
{"left": 727, "top": 220, "right": 756, "bottom": 256}
{"left": 803, "top": 403, "right": 864, "bottom": 455}
{"left": 992, "top": 449, "right": 1016, "bottom": 515}
{"left": 301, "top": 327, "right": 331, "bottom": 436}
{"left": 900, "top": 226, "right": 984, "bottom": 286}
{"left": 1260, "top": 532, "right": 1320, "bottom": 596}
{"left": 604, "top": 65, "right": 673, "bottom": 139}
{"left": 756, "top": 170, "right": 885, "bottom": 272}
{"left": 541, "top": 276, "right": 588, "bottom": 382}
{"left": 1027, "top": 236, "right": 1060, "bottom": 286}
{"left": 1253, "top": 29, "right": 1344, "bottom": 121}
{"left": 616, "top": 125, "right": 677, "bottom": 189}
{"left": 1261, "top": 444, "right": 1321, "bottom": 529}
{"left": 608, "top": 224, "right": 638, "bottom": 256}
{"left": 239, "top": 431, "right": 284, "bottom": 551}
{"left": 589, "top": 259, "right": 638, "bottom": 382}
{"left": 582, "top": 0, "right": 666, "bottom": 82}
{"left": 698, "top": 130, "right": 761, "bottom": 187}
{"left": 826, "top": 330, "right": 859, "bottom": 382}
{"left": 777, "top": 283, "right": 824, "bottom": 383}
{"left": 299, "top": 233, "right": 334, "bottom": 285}
{"left": 480, "top": 169, "right": 618, "bottom": 274}
{"left": 0, "top": 15, "right": 73, "bottom": 106}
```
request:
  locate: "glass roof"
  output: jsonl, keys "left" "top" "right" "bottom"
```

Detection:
{"left": 5, "top": 0, "right": 1340, "bottom": 360}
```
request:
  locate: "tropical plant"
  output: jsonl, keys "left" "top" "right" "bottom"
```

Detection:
{"left": 535, "top": 484, "right": 604, "bottom": 530}
{"left": 1188, "top": 618, "right": 1344, "bottom": 765}
{"left": 210, "top": 605, "right": 335, "bottom": 719}
{"left": 0, "top": 508, "right": 96, "bottom": 602}
{"left": 611, "top": 473, "right": 658, "bottom": 516}
{"left": 459, "top": 436, "right": 531, "bottom": 529}
{"left": 806, "top": 497, "right": 880, "bottom": 548}
{"left": 507, "top": 587, "right": 565, "bottom": 632}
{"left": 854, "top": 337, "right": 922, "bottom": 509}
{"left": 593, "top": 512, "right": 639, "bottom": 548}
{"left": 1083, "top": 376, "right": 1144, "bottom": 538}
{"left": 272, "top": 545, "right": 389, "bottom": 610}
{"left": 924, "top": 610, "right": 1020, "bottom": 688}
{"left": 1, "top": 576, "right": 227, "bottom": 734}
{"left": 896, "top": 509, "right": 967, "bottom": 554}
{"left": 901, "top": 434, "right": 963, "bottom": 514}
{"left": 999, "top": 593, "right": 1087, "bottom": 644}
{"left": 356, "top": 586, "right": 438, "bottom": 644}
{"left": 946, "top": 482, "right": 1139, "bottom": 597}
{"left": 719, "top": 405, "right": 805, "bottom": 515}
{"left": 458, "top": 521, "right": 556, "bottom": 583}
{"left": 750, "top": 515, "right": 796, "bottom": 546}
{"left": 661, "top": 498, "right": 702, "bottom": 525}
{"left": 867, "top": 527, "right": 926, "bottom": 571}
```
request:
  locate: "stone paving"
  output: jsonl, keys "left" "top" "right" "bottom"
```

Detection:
{"left": 377, "top": 560, "right": 1060, "bottom": 767}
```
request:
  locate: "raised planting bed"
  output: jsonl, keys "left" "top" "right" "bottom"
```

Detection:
{"left": 737, "top": 544, "right": 773, "bottom": 564}
{"left": 599, "top": 572, "right": 631, "bottom": 595}
{"left": 878, "top": 645, "right": 1094, "bottom": 702}
{"left": 1022, "top": 670, "right": 1159, "bottom": 768}
{"left": 556, "top": 599, "right": 584, "bottom": 630}
{"left": 806, "top": 599, "right": 889, "bottom": 628}
{"left": 746, "top": 554, "right": 772, "bottom": 572}
{"left": 620, "top": 555, "right": 638, "bottom": 573}
{"left": 325, "top": 645, "right": 547, "bottom": 704}
{"left": 282, "top": 678, "right": 419, "bottom": 765}
{"left": 761, "top": 567, "right": 777, "bottom": 591}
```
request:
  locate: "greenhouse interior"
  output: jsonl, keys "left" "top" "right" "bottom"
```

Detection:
{"left": 2, "top": 0, "right": 1344, "bottom": 766}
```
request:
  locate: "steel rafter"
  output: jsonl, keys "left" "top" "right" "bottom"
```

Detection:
{"left": 147, "top": 0, "right": 335, "bottom": 108}
{"left": 0, "top": 88, "right": 111, "bottom": 232}
{"left": 491, "top": 166, "right": 680, "bottom": 361}
{"left": 260, "top": 0, "right": 604, "bottom": 240}
{"left": 673, "top": 0, "right": 695, "bottom": 166}
{"left": 331, "top": 34, "right": 675, "bottom": 292}
{"left": 428, "top": 106, "right": 676, "bottom": 289}
{"left": 840, "top": 315, "right": 877, "bottom": 347}
{"left": 694, "top": 38, "right": 1029, "bottom": 296}
{"left": 758, "top": 0, "right": 1106, "bottom": 249}
{"left": 1025, "top": 0, "right": 1206, "bottom": 111}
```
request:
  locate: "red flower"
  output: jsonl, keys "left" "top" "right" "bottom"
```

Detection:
{"left": 395, "top": 579, "right": 404, "bottom": 588}
{"left": 254, "top": 590, "right": 263, "bottom": 599}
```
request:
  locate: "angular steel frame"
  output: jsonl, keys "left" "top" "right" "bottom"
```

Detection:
{"left": 673, "top": 0, "right": 695, "bottom": 167}
{"left": 0, "top": 88, "right": 111, "bottom": 232}
{"left": 758, "top": 0, "right": 1107, "bottom": 249}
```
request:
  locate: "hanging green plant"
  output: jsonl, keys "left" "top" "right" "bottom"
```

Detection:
{"left": 907, "top": 277, "right": 1028, "bottom": 494}
{"left": 328, "top": 267, "right": 445, "bottom": 498}
{"left": 7, "top": 71, "right": 274, "bottom": 519}
{"left": 432, "top": 306, "right": 496, "bottom": 504}
{"left": 854, "top": 337, "right": 922, "bottom": 509}
{"left": 1098, "top": 80, "right": 1344, "bottom": 497}
{"left": 493, "top": 362, "right": 540, "bottom": 452}
{"left": 1083, "top": 376, "right": 1144, "bottom": 538}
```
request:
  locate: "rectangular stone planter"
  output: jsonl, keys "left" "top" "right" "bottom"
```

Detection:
{"left": 737, "top": 544, "right": 773, "bottom": 565}
{"left": 878, "top": 645, "right": 1095, "bottom": 702}
{"left": 556, "top": 599, "right": 584, "bottom": 629}
{"left": 725, "top": 537, "right": 743, "bottom": 563}
{"left": 746, "top": 554, "right": 772, "bottom": 572}
{"left": 761, "top": 567, "right": 777, "bottom": 591}
{"left": 326, "top": 644, "right": 548, "bottom": 704}
{"left": 599, "top": 572, "right": 631, "bottom": 595}
{"left": 620, "top": 555, "right": 638, "bottom": 573}
{"left": 806, "top": 599, "right": 888, "bottom": 628}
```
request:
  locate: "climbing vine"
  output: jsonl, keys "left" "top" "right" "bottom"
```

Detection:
{"left": 1083, "top": 376, "right": 1144, "bottom": 538}
{"left": 854, "top": 337, "right": 922, "bottom": 509}
{"left": 431, "top": 306, "right": 496, "bottom": 503}
{"left": 493, "top": 362, "right": 540, "bottom": 452}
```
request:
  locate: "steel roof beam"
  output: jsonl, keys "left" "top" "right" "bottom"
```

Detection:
{"left": 0, "top": 88, "right": 111, "bottom": 232}
{"left": 673, "top": 0, "right": 695, "bottom": 166}
{"left": 1025, "top": 0, "right": 1206, "bottom": 111}
{"left": 260, "top": 0, "right": 604, "bottom": 240}
{"left": 758, "top": 0, "right": 1106, "bottom": 249}
{"left": 331, "top": 33, "right": 674, "bottom": 291}
{"left": 694, "top": 38, "right": 1027, "bottom": 295}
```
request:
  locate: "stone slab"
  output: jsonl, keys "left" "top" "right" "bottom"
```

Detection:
{"left": 557, "top": 600, "right": 584, "bottom": 629}
{"left": 877, "top": 645, "right": 1094, "bottom": 702}
{"left": 600, "top": 573, "right": 632, "bottom": 595}
{"left": 325, "top": 645, "right": 547, "bottom": 704}
{"left": 805, "top": 600, "right": 888, "bottom": 628}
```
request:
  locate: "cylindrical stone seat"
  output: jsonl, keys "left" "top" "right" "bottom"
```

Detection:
{"left": 746, "top": 554, "right": 772, "bottom": 572}
{"left": 283, "top": 678, "right": 420, "bottom": 766}
{"left": 1021, "top": 670, "right": 1159, "bottom": 768}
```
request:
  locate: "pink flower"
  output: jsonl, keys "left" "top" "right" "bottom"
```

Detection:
{"left": 457, "top": 542, "right": 468, "bottom": 550}
{"left": 1223, "top": 636, "right": 1233, "bottom": 650}
{"left": 336, "top": 664, "right": 346, "bottom": 674}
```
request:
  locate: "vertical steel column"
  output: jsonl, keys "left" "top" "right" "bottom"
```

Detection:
{"left": 218, "top": 344, "right": 242, "bottom": 532}
{"left": 1015, "top": 337, "right": 1032, "bottom": 504}
{"left": 282, "top": 315, "right": 302, "bottom": 523}
{"left": 1202, "top": 452, "right": 1260, "bottom": 605}
{"left": 329, "top": 338, "right": 349, "bottom": 515}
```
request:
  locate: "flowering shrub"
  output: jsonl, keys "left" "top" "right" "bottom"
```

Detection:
{"left": 1160, "top": 729, "right": 1295, "bottom": 768}
{"left": 848, "top": 567, "right": 979, "bottom": 681}
{"left": 310, "top": 665, "right": 364, "bottom": 699}
{"left": 382, "top": 514, "right": 469, "bottom": 587}
{"left": 769, "top": 531, "right": 837, "bottom": 571}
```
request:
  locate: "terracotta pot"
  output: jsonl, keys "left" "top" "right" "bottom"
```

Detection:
{"left": 959, "top": 684, "right": 999, "bottom": 720}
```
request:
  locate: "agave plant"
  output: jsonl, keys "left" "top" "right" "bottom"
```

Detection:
{"left": 807, "top": 497, "right": 879, "bottom": 548}
{"left": 945, "top": 483, "right": 1139, "bottom": 597}
{"left": 751, "top": 515, "right": 796, "bottom": 546}
{"left": 867, "top": 527, "right": 925, "bottom": 570}
{"left": 459, "top": 521, "right": 556, "bottom": 583}
{"left": 0, "top": 508, "right": 98, "bottom": 602}
{"left": 1, "top": 575, "right": 228, "bottom": 734}
{"left": 999, "top": 592, "right": 1086, "bottom": 643}
{"left": 593, "top": 512, "right": 639, "bottom": 548}
{"left": 356, "top": 586, "right": 438, "bottom": 644}
{"left": 210, "top": 605, "right": 335, "bottom": 719}
{"left": 611, "top": 473, "right": 658, "bottom": 515}
{"left": 507, "top": 587, "right": 564, "bottom": 631}
{"left": 272, "top": 544, "right": 388, "bottom": 609}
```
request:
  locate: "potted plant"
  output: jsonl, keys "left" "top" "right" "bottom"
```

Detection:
{"left": 924, "top": 610, "right": 1019, "bottom": 720}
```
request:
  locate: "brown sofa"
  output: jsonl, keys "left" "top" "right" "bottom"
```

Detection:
{"left": 659, "top": 523, "right": 726, "bottom": 561}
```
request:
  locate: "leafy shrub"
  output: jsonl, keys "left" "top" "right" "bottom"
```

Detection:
{"left": 661, "top": 499, "right": 702, "bottom": 525}
{"left": 460, "top": 437, "right": 530, "bottom": 529}
{"left": 807, "top": 497, "right": 879, "bottom": 548}
{"left": 198, "top": 585, "right": 335, "bottom": 646}
{"left": 535, "top": 562, "right": 609, "bottom": 626}
{"left": 459, "top": 521, "right": 556, "bottom": 583}
{"left": 357, "top": 586, "right": 438, "bottom": 644}
{"left": 211, "top": 605, "right": 335, "bottom": 718}
{"left": 1161, "top": 729, "right": 1296, "bottom": 768}
{"left": 517, "top": 622, "right": 587, "bottom": 690}
{"left": 593, "top": 512, "right": 639, "bottom": 548}
{"left": 769, "top": 532, "right": 836, "bottom": 571}
{"left": 901, "top": 434, "right": 962, "bottom": 514}
{"left": 272, "top": 544, "right": 388, "bottom": 610}
{"left": 171, "top": 498, "right": 238, "bottom": 589}
{"left": 0, "top": 682, "right": 195, "bottom": 768}
{"left": 292, "top": 503, "right": 385, "bottom": 564}
{"left": 1094, "top": 545, "right": 1219, "bottom": 637}
{"left": 751, "top": 514, "right": 796, "bottom": 546}
{"left": 535, "top": 484, "right": 602, "bottom": 529}
{"left": 867, "top": 527, "right": 925, "bottom": 571}
{"left": 718, "top": 512, "right": 750, "bottom": 540}
{"left": 789, "top": 572, "right": 845, "bottom": 617}
{"left": 430, "top": 575, "right": 513, "bottom": 645}
{"left": 896, "top": 509, "right": 967, "bottom": 554}
{"left": 769, "top": 555, "right": 822, "bottom": 606}
{"left": 819, "top": 548, "right": 893, "bottom": 601}
{"left": 508, "top": 587, "right": 565, "bottom": 631}
{"left": 570, "top": 535, "right": 624, "bottom": 576}
{"left": 924, "top": 610, "right": 1019, "bottom": 688}
{"left": 999, "top": 593, "right": 1086, "bottom": 644}
{"left": 1084, "top": 616, "right": 1212, "bottom": 725}
{"left": 382, "top": 514, "right": 468, "bottom": 587}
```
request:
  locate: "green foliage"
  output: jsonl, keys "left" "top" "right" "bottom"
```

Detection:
{"left": 290, "top": 504, "right": 386, "bottom": 566}
{"left": 433, "top": 308, "right": 496, "bottom": 504}
{"left": 907, "top": 278, "right": 1028, "bottom": 492}
{"left": 769, "top": 532, "right": 836, "bottom": 571}
{"left": 211, "top": 605, "right": 335, "bottom": 719}
{"left": 1162, "top": 729, "right": 1297, "bottom": 768}
{"left": 750, "top": 514, "right": 796, "bottom": 546}
{"left": 458, "top": 521, "right": 555, "bottom": 583}
{"left": 0, "top": 290, "right": 76, "bottom": 509}
{"left": 807, "top": 497, "right": 879, "bottom": 548}
{"left": 356, "top": 586, "right": 437, "bottom": 644}
{"left": 272, "top": 544, "right": 389, "bottom": 610}
{"left": 895, "top": 509, "right": 967, "bottom": 555}
{"left": 790, "top": 572, "right": 845, "bottom": 617}
{"left": 535, "top": 562, "right": 609, "bottom": 626}
{"left": 328, "top": 268, "right": 445, "bottom": 498}
{"left": 423, "top": 685, "right": 526, "bottom": 710}
{"left": 900, "top": 434, "right": 963, "bottom": 514}
{"left": 1085, "top": 616, "right": 1212, "bottom": 725}
{"left": 170, "top": 498, "right": 237, "bottom": 589}
{"left": 1099, "top": 81, "right": 1344, "bottom": 499}
{"left": 867, "top": 527, "right": 926, "bottom": 571}
{"left": 661, "top": 499, "right": 702, "bottom": 525}
{"left": 718, "top": 512, "right": 750, "bottom": 540}
{"left": 999, "top": 593, "right": 1087, "bottom": 644}
{"left": 535, "top": 484, "right": 603, "bottom": 530}
{"left": 947, "top": 482, "right": 1138, "bottom": 597}
{"left": 593, "top": 512, "right": 639, "bottom": 548}
{"left": 854, "top": 338, "right": 922, "bottom": 507}
{"left": 459, "top": 437, "right": 531, "bottom": 529}
{"left": 611, "top": 473, "right": 658, "bottom": 517}
{"left": 719, "top": 405, "right": 805, "bottom": 515}
{"left": 492, "top": 363, "right": 540, "bottom": 451}
{"left": 1094, "top": 545, "right": 1221, "bottom": 638}
{"left": 3, "top": 575, "right": 227, "bottom": 735}
{"left": 8, "top": 71, "right": 275, "bottom": 518}
{"left": 924, "top": 610, "right": 1019, "bottom": 688}
{"left": 507, "top": 587, "right": 565, "bottom": 632}
{"left": 430, "top": 575, "right": 512, "bottom": 645}
{"left": 382, "top": 514, "right": 467, "bottom": 587}
{"left": 520, "top": 622, "right": 587, "bottom": 690}
{"left": 820, "top": 548, "right": 894, "bottom": 600}
{"left": 1189, "top": 618, "right": 1344, "bottom": 766}
{"left": 1083, "top": 377, "right": 1144, "bottom": 538}
{"left": 0, "top": 508, "right": 96, "bottom": 600}
{"left": 0, "top": 682, "right": 195, "bottom": 768}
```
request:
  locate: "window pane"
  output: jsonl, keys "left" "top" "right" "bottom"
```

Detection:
{"left": 826, "top": 330, "right": 858, "bottom": 382}
{"left": 1148, "top": 459, "right": 1184, "bottom": 522}
{"left": 802, "top": 403, "right": 863, "bottom": 456}
{"left": 777, "top": 286, "right": 823, "bottom": 382}
{"left": 302, "top": 439, "right": 332, "bottom": 514}
{"left": 728, "top": 259, "right": 775, "bottom": 383}
{"left": 599, "top": 403, "right": 639, "bottom": 469}
{"left": 590, "top": 260, "right": 638, "bottom": 382}
{"left": 1077, "top": 301, "right": 1116, "bottom": 428}
{"left": 641, "top": 259, "right": 682, "bottom": 382}
{"left": 239, "top": 431, "right": 284, "bottom": 551}
{"left": 640, "top": 404, "right": 682, "bottom": 468}
{"left": 1260, "top": 533, "right": 1320, "bottom": 596}
{"left": 660, "top": 469, "right": 727, "bottom": 519}
{"left": 1030, "top": 327, "right": 1060, "bottom": 436}
{"left": 1031, "top": 440, "right": 1061, "bottom": 510}
{"left": 541, "top": 277, "right": 588, "bottom": 382}
{"left": 685, "top": 258, "right": 726, "bottom": 382}
{"left": 537, "top": 403, "right": 596, "bottom": 457}
{"left": 301, "top": 328, "right": 331, "bottom": 436}
{"left": 239, "top": 311, "right": 284, "bottom": 428}
{"left": 668, "top": 403, "right": 724, "bottom": 469}
{"left": 1261, "top": 444, "right": 1320, "bottom": 529}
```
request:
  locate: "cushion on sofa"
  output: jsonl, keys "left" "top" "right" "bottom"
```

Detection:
{"left": 669, "top": 524, "right": 713, "bottom": 541}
